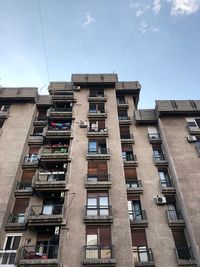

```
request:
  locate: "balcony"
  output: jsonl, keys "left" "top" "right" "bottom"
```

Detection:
{"left": 22, "top": 155, "right": 39, "bottom": 169}
{"left": 40, "top": 146, "right": 69, "bottom": 161}
{"left": 166, "top": 210, "right": 185, "bottom": 228}
{"left": 148, "top": 133, "right": 162, "bottom": 144}
{"left": 82, "top": 245, "right": 116, "bottom": 266}
{"left": 84, "top": 205, "right": 113, "bottom": 224}
{"left": 48, "top": 107, "right": 73, "bottom": 118}
{"left": 27, "top": 204, "right": 63, "bottom": 226}
{"left": 0, "top": 250, "right": 16, "bottom": 265}
{"left": 129, "top": 210, "right": 148, "bottom": 228}
{"left": 15, "top": 182, "right": 33, "bottom": 196}
{"left": 153, "top": 155, "right": 168, "bottom": 166}
{"left": 88, "top": 110, "right": 107, "bottom": 119}
{"left": 88, "top": 93, "right": 107, "bottom": 102}
{"left": 175, "top": 247, "right": 197, "bottom": 266}
{"left": 120, "top": 133, "right": 134, "bottom": 144}
{"left": 133, "top": 247, "right": 155, "bottom": 267}
{"left": 19, "top": 245, "right": 59, "bottom": 267}
{"left": 33, "top": 116, "right": 47, "bottom": 126}
{"left": 52, "top": 92, "right": 74, "bottom": 102}
{"left": 28, "top": 134, "right": 43, "bottom": 145}
{"left": 45, "top": 125, "right": 71, "bottom": 137}
{"left": 87, "top": 148, "right": 110, "bottom": 160}
{"left": 87, "top": 127, "right": 108, "bottom": 137}
{"left": 0, "top": 110, "right": 9, "bottom": 119}
{"left": 35, "top": 172, "right": 67, "bottom": 192}
{"left": 118, "top": 116, "right": 131, "bottom": 125}
{"left": 126, "top": 180, "right": 143, "bottom": 194}
{"left": 85, "top": 174, "right": 111, "bottom": 189}
{"left": 160, "top": 179, "right": 176, "bottom": 194}
{"left": 5, "top": 213, "right": 26, "bottom": 231}
{"left": 123, "top": 154, "right": 138, "bottom": 167}
{"left": 187, "top": 125, "right": 200, "bottom": 135}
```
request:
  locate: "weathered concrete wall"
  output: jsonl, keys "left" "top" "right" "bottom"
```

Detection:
{"left": 0, "top": 103, "right": 36, "bottom": 247}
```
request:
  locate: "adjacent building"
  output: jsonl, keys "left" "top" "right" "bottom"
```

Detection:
{"left": 0, "top": 74, "right": 200, "bottom": 267}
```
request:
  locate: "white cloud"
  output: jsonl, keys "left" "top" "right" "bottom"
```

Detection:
{"left": 153, "top": 0, "right": 161, "bottom": 14}
{"left": 168, "top": 0, "right": 200, "bottom": 15}
{"left": 82, "top": 12, "right": 95, "bottom": 27}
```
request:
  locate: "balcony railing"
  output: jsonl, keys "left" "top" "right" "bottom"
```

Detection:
{"left": 38, "top": 172, "right": 65, "bottom": 182}
{"left": 89, "top": 109, "right": 105, "bottom": 114}
{"left": 47, "top": 124, "right": 71, "bottom": 131}
{"left": 88, "top": 127, "right": 108, "bottom": 133}
{"left": 120, "top": 133, "right": 134, "bottom": 140}
{"left": 89, "top": 93, "right": 105, "bottom": 97}
{"left": 167, "top": 209, "right": 184, "bottom": 220}
{"left": 30, "top": 204, "right": 63, "bottom": 217}
{"left": 118, "top": 116, "right": 130, "bottom": 120}
{"left": 187, "top": 125, "right": 200, "bottom": 134}
{"left": 148, "top": 133, "right": 162, "bottom": 143}
{"left": 23, "top": 155, "right": 38, "bottom": 166}
{"left": 129, "top": 210, "right": 147, "bottom": 221}
{"left": 7, "top": 213, "right": 25, "bottom": 224}
{"left": 175, "top": 247, "right": 195, "bottom": 261}
{"left": 51, "top": 107, "right": 72, "bottom": 112}
{"left": 16, "top": 182, "right": 32, "bottom": 190}
{"left": 0, "top": 250, "right": 16, "bottom": 264}
{"left": 126, "top": 180, "right": 142, "bottom": 189}
{"left": 83, "top": 245, "right": 115, "bottom": 260}
{"left": 21, "top": 245, "right": 59, "bottom": 260}
{"left": 153, "top": 154, "right": 168, "bottom": 166}
{"left": 34, "top": 116, "right": 47, "bottom": 126}
{"left": 42, "top": 146, "right": 68, "bottom": 154}
{"left": 117, "top": 99, "right": 128, "bottom": 105}
{"left": 86, "top": 174, "right": 110, "bottom": 182}
{"left": 160, "top": 179, "right": 174, "bottom": 188}
{"left": 88, "top": 148, "right": 109, "bottom": 155}
{"left": 133, "top": 247, "right": 154, "bottom": 263}
{"left": 123, "top": 153, "right": 137, "bottom": 161}
{"left": 86, "top": 205, "right": 112, "bottom": 216}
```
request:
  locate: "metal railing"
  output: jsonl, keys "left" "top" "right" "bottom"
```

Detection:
{"left": 123, "top": 153, "right": 137, "bottom": 161}
{"left": 88, "top": 109, "right": 106, "bottom": 114}
{"left": 117, "top": 99, "right": 128, "bottom": 105}
{"left": 86, "top": 174, "right": 110, "bottom": 182}
{"left": 167, "top": 209, "right": 184, "bottom": 220}
{"left": 133, "top": 247, "right": 154, "bottom": 262}
{"left": 118, "top": 116, "right": 130, "bottom": 120}
{"left": 83, "top": 245, "right": 114, "bottom": 260}
{"left": 38, "top": 173, "right": 65, "bottom": 182}
{"left": 148, "top": 133, "right": 161, "bottom": 140}
{"left": 21, "top": 245, "right": 59, "bottom": 260}
{"left": 50, "top": 107, "right": 72, "bottom": 112}
{"left": 47, "top": 125, "right": 71, "bottom": 131}
{"left": 88, "top": 127, "right": 108, "bottom": 133}
{"left": 126, "top": 180, "right": 142, "bottom": 188}
{"left": 0, "top": 250, "right": 16, "bottom": 264}
{"left": 16, "top": 182, "right": 32, "bottom": 190}
{"left": 89, "top": 93, "right": 105, "bottom": 97}
{"left": 120, "top": 133, "right": 134, "bottom": 139}
{"left": 88, "top": 148, "right": 109, "bottom": 155}
{"left": 85, "top": 205, "right": 112, "bottom": 216}
{"left": 153, "top": 154, "right": 166, "bottom": 161}
{"left": 175, "top": 247, "right": 195, "bottom": 260}
{"left": 34, "top": 116, "right": 47, "bottom": 122}
{"left": 160, "top": 179, "right": 174, "bottom": 188}
{"left": 7, "top": 213, "right": 25, "bottom": 223}
{"left": 23, "top": 155, "right": 38, "bottom": 164}
{"left": 42, "top": 146, "right": 68, "bottom": 154}
{"left": 29, "top": 204, "right": 63, "bottom": 216}
{"left": 129, "top": 210, "right": 147, "bottom": 221}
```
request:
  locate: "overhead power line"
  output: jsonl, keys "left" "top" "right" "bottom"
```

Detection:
{"left": 37, "top": 0, "right": 50, "bottom": 83}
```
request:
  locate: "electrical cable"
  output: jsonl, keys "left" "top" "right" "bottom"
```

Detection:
{"left": 113, "top": 0, "right": 150, "bottom": 73}
{"left": 37, "top": 0, "right": 50, "bottom": 83}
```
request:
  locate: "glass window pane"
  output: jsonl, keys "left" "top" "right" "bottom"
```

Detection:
{"left": 12, "top": 236, "right": 21, "bottom": 250}
{"left": 87, "top": 234, "right": 97, "bottom": 245}
{"left": 88, "top": 198, "right": 97, "bottom": 206}
{"left": 99, "top": 197, "right": 108, "bottom": 206}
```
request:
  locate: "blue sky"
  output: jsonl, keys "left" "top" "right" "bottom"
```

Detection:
{"left": 0, "top": 0, "right": 200, "bottom": 107}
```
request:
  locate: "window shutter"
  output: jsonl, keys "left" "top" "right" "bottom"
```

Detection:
{"left": 13, "top": 198, "right": 29, "bottom": 213}
{"left": 88, "top": 161, "right": 97, "bottom": 175}
{"left": 122, "top": 145, "right": 132, "bottom": 152}
{"left": 21, "top": 170, "right": 35, "bottom": 182}
{"left": 97, "top": 161, "right": 108, "bottom": 174}
{"left": 86, "top": 226, "right": 98, "bottom": 235}
{"left": 172, "top": 230, "right": 188, "bottom": 247}
{"left": 99, "top": 227, "right": 111, "bottom": 245}
{"left": 29, "top": 146, "right": 40, "bottom": 154}
{"left": 98, "top": 120, "right": 105, "bottom": 129}
{"left": 125, "top": 168, "right": 137, "bottom": 180}
{"left": 120, "top": 126, "right": 130, "bottom": 135}
{"left": 131, "top": 229, "right": 147, "bottom": 246}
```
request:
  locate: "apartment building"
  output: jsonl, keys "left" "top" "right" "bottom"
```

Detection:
{"left": 0, "top": 74, "right": 199, "bottom": 267}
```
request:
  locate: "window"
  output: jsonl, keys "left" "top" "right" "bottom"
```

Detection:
{"left": 120, "top": 126, "right": 131, "bottom": 139}
{"left": 1, "top": 234, "right": 22, "bottom": 264}
{"left": 33, "top": 126, "right": 44, "bottom": 135}
{"left": 152, "top": 145, "right": 165, "bottom": 160}
{"left": 186, "top": 118, "right": 200, "bottom": 129}
{"left": 86, "top": 226, "right": 112, "bottom": 259}
{"left": 90, "top": 89, "right": 104, "bottom": 97}
{"left": 172, "top": 229, "right": 193, "bottom": 260}
{"left": 88, "top": 160, "right": 108, "bottom": 182}
{"left": 158, "top": 169, "right": 172, "bottom": 187}
{"left": 88, "top": 140, "right": 107, "bottom": 154}
{"left": 10, "top": 198, "right": 29, "bottom": 223}
{"left": 128, "top": 199, "right": 142, "bottom": 220}
{"left": 125, "top": 168, "right": 139, "bottom": 188}
{"left": 132, "top": 229, "right": 150, "bottom": 263}
{"left": 89, "top": 120, "right": 105, "bottom": 132}
{"left": 87, "top": 191, "right": 109, "bottom": 216}
{"left": 118, "top": 110, "right": 128, "bottom": 120}
{"left": 89, "top": 103, "right": 105, "bottom": 113}
{"left": 122, "top": 145, "right": 134, "bottom": 161}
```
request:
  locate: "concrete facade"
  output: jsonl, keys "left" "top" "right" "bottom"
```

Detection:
{"left": 0, "top": 76, "right": 199, "bottom": 267}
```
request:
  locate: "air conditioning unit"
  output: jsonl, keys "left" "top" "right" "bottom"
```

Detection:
{"left": 73, "top": 85, "right": 81, "bottom": 91}
{"left": 60, "top": 192, "right": 65, "bottom": 198}
{"left": 156, "top": 196, "right": 167, "bottom": 205}
{"left": 187, "top": 135, "right": 197, "bottom": 143}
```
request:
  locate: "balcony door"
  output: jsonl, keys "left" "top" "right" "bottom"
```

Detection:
{"left": 87, "top": 192, "right": 109, "bottom": 216}
{"left": 1, "top": 233, "right": 22, "bottom": 265}
{"left": 128, "top": 200, "right": 142, "bottom": 220}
